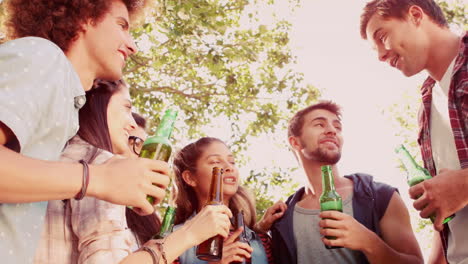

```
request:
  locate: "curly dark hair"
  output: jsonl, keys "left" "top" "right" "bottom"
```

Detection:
{"left": 3, "top": 0, "right": 147, "bottom": 52}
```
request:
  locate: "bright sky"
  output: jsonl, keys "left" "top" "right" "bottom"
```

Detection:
{"left": 237, "top": 0, "right": 434, "bottom": 258}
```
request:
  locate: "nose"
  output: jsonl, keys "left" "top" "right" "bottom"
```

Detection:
{"left": 126, "top": 34, "right": 138, "bottom": 55}
{"left": 223, "top": 161, "right": 235, "bottom": 173}
{"left": 324, "top": 123, "right": 337, "bottom": 135}
{"left": 127, "top": 114, "right": 137, "bottom": 131}
{"left": 377, "top": 45, "right": 389, "bottom": 62}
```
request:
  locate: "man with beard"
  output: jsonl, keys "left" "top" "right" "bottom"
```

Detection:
{"left": 270, "top": 101, "right": 423, "bottom": 264}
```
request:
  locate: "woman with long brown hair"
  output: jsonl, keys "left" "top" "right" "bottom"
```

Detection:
{"left": 35, "top": 80, "right": 232, "bottom": 264}
{"left": 173, "top": 137, "right": 276, "bottom": 264}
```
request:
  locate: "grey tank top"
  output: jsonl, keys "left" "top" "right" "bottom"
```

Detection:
{"left": 293, "top": 191, "right": 366, "bottom": 264}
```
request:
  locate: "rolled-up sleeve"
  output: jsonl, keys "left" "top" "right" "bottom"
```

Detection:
{"left": 70, "top": 198, "right": 135, "bottom": 264}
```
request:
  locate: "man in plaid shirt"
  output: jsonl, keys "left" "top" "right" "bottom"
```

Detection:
{"left": 359, "top": 0, "right": 467, "bottom": 263}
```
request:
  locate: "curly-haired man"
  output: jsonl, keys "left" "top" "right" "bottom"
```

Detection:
{"left": 0, "top": 1, "right": 171, "bottom": 263}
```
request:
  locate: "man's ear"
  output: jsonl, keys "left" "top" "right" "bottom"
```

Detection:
{"left": 288, "top": 136, "right": 302, "bottom": 152}
{"left": 408, "top": 5, "right": 424, "bottom": 25}
{"left": 182, "top": 170, "right": 197, "bottom": 187}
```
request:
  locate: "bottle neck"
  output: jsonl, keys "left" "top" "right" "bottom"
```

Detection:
{"left": 321, "top": 167, "right": 336, "bottom": 192}
{"left": 209, "top": 169, "right": 223, "bottom": 204}
{"left": 396, "top": 146, "right": 421, "bottom": 172}
{"left": 156, "top": 206, "right": 176, "bottom": 238}
{"left": 155, "top": 116, "right": 175, "bottom": 139}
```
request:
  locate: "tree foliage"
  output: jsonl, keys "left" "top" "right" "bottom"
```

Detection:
{"left": 126, "top": 0, "right": 318, "bottom": 152}
{"left": 126, "top": 0, "right": 318, "bottom": 217}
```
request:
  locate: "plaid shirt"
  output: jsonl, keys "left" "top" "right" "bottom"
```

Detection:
{"left": 418, "top": 31, "right": 468, "bottom": 176}
{"left": 34, "top": 136, "right": 137, "bottom": 264}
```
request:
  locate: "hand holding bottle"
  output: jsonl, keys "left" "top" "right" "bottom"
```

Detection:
{"left": 319, "top": 211, "right": 375, "bottom": 251}
{"left": 90, "top": 156, "right": 170, "bottom": 215}
{"left": 409, "top": 168, "right": 468, "bottom": 231}
{"left": 212, "top": 227, "right": 253, "bottom": 264}
{"left": 181, "top": 205, "right": 233, "bottom": 247}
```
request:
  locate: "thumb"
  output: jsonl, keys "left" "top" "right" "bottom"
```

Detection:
{"left": 132, "top": 202, "right": 154, "bottom": 216}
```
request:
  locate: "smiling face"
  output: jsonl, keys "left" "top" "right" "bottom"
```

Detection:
{"left": 292, "top": 109, "right": 343, "bottom": 165}
{"left": 365, "top": 7, "right": 430, "bottom": 77}
{"left": 82, "top": 0, "right": 138, "bottom": 80}
{"left": 106, "top": 85, "right": 137, "bottom": 155}
{"left": 185, "top": 141, "right": 239, "bottom": 204}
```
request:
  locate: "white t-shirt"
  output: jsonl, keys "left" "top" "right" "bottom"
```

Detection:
{"left": 430, "top": 57, "right": 468, "bottom": 264}
{"left": 0, "top": 37, "right": 85, "bottom": 263}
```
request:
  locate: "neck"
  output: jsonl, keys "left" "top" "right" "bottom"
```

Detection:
{"left": 425, "top": 26, "right": 460, "bottom": 81}
{"left": 65, "top": 39, "right": 96, "bottom": 91}
{"left": 299, "top": 155, "right": 341, "bottom": 197}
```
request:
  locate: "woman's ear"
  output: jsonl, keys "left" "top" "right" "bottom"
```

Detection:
{"left": 182, "top": 170, "right": 197, "bottom": 187}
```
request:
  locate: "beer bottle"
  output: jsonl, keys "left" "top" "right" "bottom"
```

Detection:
{"left": 395, "top": 144, "right": 454, "bottom": 224}
{"left": 153, "top": 206, "right": 177, "bottom": 239}
{"left": 139, "top": 109, "right": 178, "bottom": 204}
{"left": 232, "top": 210, "right": 249, "bottom": 264}
{"left": 196, "top": 167, "right": 224, "bottom": 261}
{"left": 319, "top": 165, "right": 343, "bottom": 249}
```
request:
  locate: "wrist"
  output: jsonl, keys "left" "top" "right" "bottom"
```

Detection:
{"left": 254, "top": 220, "right": 266, "bottom": 233}
{"left": 361, "top": 230, "right": 380, "bottom": 255}
{"left": 85, "top": 164, "right": 102, "bottom": 199}
{"left": 172, "top": 224, "right": 197, "bottom": 248}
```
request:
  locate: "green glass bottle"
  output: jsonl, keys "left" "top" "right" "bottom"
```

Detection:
{"left": 319, "top": 165, "right": 343, "bottom": 249}
{"left": 196, "top": 167, "right": 224, "bottom": 261}
{"left": 140, "top": 109, "right": 178, "bottom": 204}
{"left": 153, "top": 206, "right": 177, "bottom": 239}
{"left": 395, "top": 144, "right": 454, "bottom": 224}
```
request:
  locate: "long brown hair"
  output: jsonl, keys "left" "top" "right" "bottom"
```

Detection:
{"left": 173, "top": 137, "right": 256, "bottom": 228}
{"left": 77, "top": 79, "right": 160, "bottom": 245}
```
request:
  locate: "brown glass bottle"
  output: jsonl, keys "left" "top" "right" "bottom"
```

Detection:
{"left": 196, "top": 167, "right": 224, "bottom": 261}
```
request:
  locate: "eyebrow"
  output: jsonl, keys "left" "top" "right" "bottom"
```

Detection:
{"left": 205, "top": 154, "right": 234, "bottom": 159}
{"left": 310, "top": 117, "right": 342, "bottom": 125}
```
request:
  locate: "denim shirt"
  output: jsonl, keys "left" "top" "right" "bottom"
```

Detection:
{"left": 174, "top": 216, "right": 269, "bottom": 264}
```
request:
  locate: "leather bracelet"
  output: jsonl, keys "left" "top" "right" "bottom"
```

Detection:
{"left": 140, "top": 246, "right": 159, "bottom": 264}
{"left": 154, "top": 240, "right": 168, "bottom": 264}
{"left": 74, "top": 160, "right": 89, "bottom": 200}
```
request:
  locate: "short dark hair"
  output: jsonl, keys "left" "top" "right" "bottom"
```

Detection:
{"left": 132, "top": 112, "right": 146, "bottom": 129}
{"left": 360, "top": 0, "right": 448, "bottom": 39}
{"left": 3, "top": 0, "right": 147, "bottom": 52}
{"left": 288, "top": 100, "right": 342, "bottom": 138}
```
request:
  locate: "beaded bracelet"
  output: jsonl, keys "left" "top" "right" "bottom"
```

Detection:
{"left": 74, "top": 160, "right": 89, "bottom": 200}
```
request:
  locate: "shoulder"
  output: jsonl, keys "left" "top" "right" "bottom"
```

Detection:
{"left": 0, "top": 37, "right": 65, "bottom": 63}
{"left": 61, "top": 136, "right": 114, "bottom": 164}
{"left": 347, "top": 173, "right": 398, "bottom": 219}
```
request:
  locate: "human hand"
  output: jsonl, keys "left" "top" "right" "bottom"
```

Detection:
{"left": 212, "top": 227, "right": 253, "bottom": 264}
{"left": 319, "top": 211, "right": 375, "bottom": 251}
{"left": 254, "top": 200, "right": 287, "bottom": 233}
{"left": 182, "top": 205, "right": 232, "bottom": 247}
{"left": 88, "top": 156, "right": 171, "bottom": 215}
{"left": 409, "top": 168, "right": 468, "bottom": 231}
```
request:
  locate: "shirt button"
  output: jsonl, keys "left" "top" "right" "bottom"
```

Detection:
{"left": 74, "top": 95, "right": 86, "bottom": 109}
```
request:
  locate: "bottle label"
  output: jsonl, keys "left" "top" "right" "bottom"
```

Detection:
{"left": 320, "top": 200, "right": 343, "bottom": 212}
